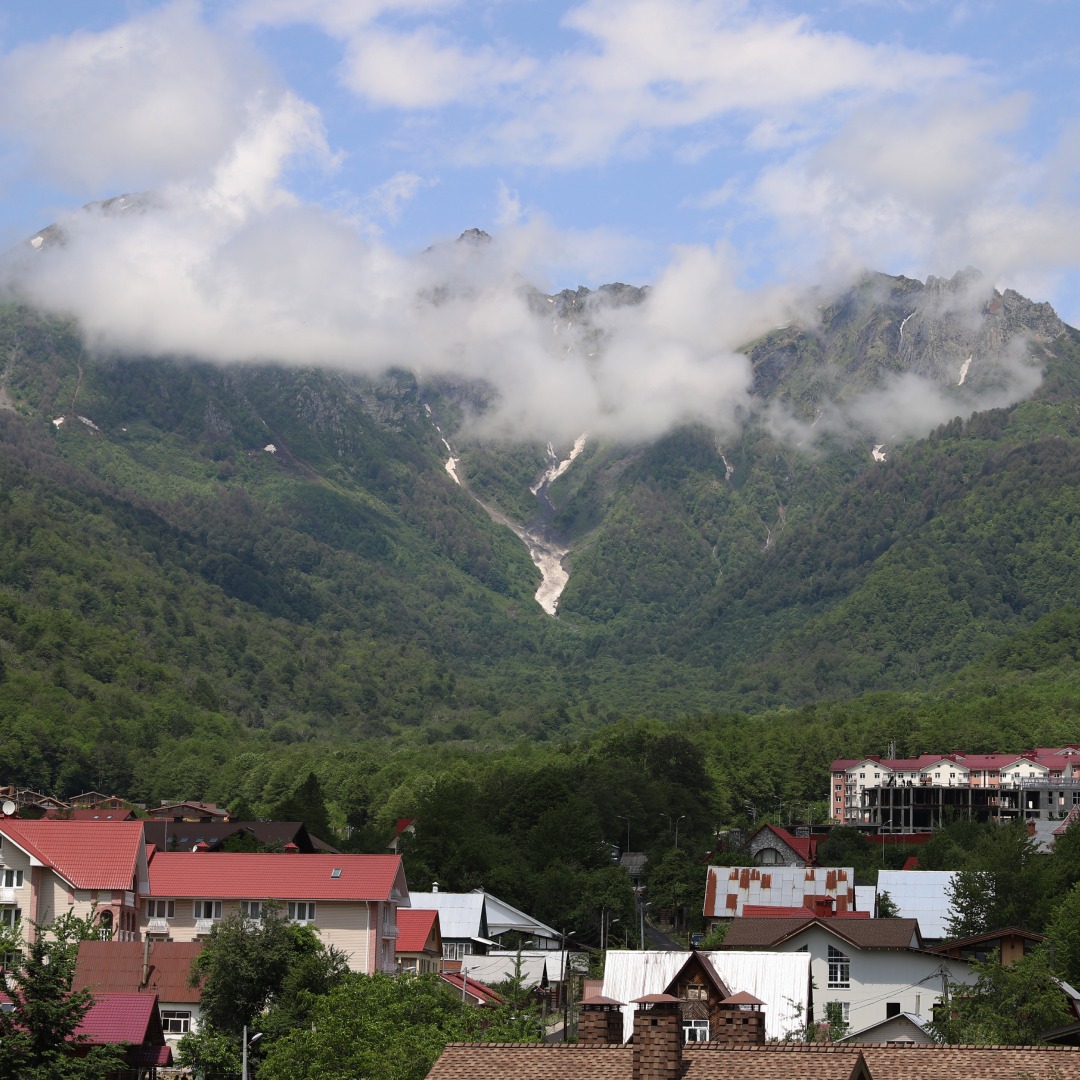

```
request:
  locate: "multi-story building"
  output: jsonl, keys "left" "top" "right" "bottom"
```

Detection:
{"left": 143, "top": 849, "right": 409, "bottom": 973}
{"left": 830, "top": 746, "right": 1080, "bottom": 828}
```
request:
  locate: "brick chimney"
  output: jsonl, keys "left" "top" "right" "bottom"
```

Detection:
{"left": 631, "top": 994, "right": 682, "bottom": 1080}
{"left": 712, "top": 992, "right": 766, "bottom": 1047}
{"left": 579, "top": 995, "right": 625, "bottom": 1045}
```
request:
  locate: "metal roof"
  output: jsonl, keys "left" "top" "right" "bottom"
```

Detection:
{"left": 875, "top": 871, "right": 960, "bottom": 939}
{"left": 601, "top": 950, "right": 810, "bottom": 1042}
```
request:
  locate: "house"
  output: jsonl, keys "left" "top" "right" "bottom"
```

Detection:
{"left": 704, "top": 866, "right": 857, "bottom": 924}
{"left": 44, "top": 807, "right": 137, "bottom": 822}
{"left": 144, "top": 850, "right": 408, "bottom": 973}
{"left": 408, "top": 887, "right": 562, "bottom": 962}
{"left": 148, "top": 801, "right": 231, "bottom": 822}
{"left": 835, "top": 1011, "right": 934, "bottom": 1045}
{"left": 440, "top": 970, "right": 505, "bottom": 1007}
{"left": 73, "top": 939, "right": 205, "bottom": 1048}
{"left": 720, "top": 915, "right": 976, "bottom": 1032}
{"left": 0, "top": 819, "right": 149, "bottom": 943}
{"left": 746, "top": 824, "right": 823, "bottom": 867}
{"left": 142, "top": 818, "right": 336, "bottom": 853}
{"left": 874, "top": 870, "right": 960, "bottom": 941}
{"left": 601, "top": 949, "right": 811, "bottom": 1042}
{"left": 397, "top": 908, "right": 442, "bottom": 974}
{"left": 74, "top": 992, "right": 172, "bottom": 1077}
{"left": 927, "top": 925, "right": 1045, "bottom": 966}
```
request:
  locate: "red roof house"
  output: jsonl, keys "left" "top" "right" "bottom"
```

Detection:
{"left": 144, "top": 850, "right": 409, "bottom": 974}
{"left": 0, "top": 819, "right": 149, "bottom": 945}
{"left": 397, "top": 908, "right": 442, "bottom": 974}
{"left": 75, "top": 992, "right": 172, "bottom": 1072}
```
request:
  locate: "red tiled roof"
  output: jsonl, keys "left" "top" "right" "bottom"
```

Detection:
{"left": 73, "top": 940, "right": 204, "bottom": 1003}
{"left": 147, "top": 851, "right": 405, "bottom": 901}
{"left": 75, "top": 992, "right": 160, "bottom": 1044}
{"left": 397, "top": 909, "right": 439, "bottom": 953}
{"left": 0, "top": 820, "right": 144, "bottom": 890}
{"left": 440, "top": 973, "right": 504, "bottom": 1005}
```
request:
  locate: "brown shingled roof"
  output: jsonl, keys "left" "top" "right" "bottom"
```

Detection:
{"left": 856, "top": 1042, "right": 1080, "bottom": 1078}
{"left": 426, "top": 1043, "right": 872, "bottom": 1079}
{"left": 722, "top": 917, "right": 920, "bottom": 951}
{"left": 73, "top": 940, "right": 204, "bottom": 1003}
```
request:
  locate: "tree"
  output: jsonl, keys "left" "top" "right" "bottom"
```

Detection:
{"left": 1045, "top": 882, "right": 1080, "bottom": 990}
{"left": 256, "top": 972, "right": 470, "bottom": 1080}
{"left": 179, "top": 901, "right": 347, "bottom": 1073}
{"left": 875, "top": 890, "right": 900, "bottom": 918}
{"left": 0, "top": 911, "right": 125, "bottom": 1080}
{"left": 928, "top": 946, "right": 1071, "bottom": 1045}
{"left": 272, "top": 771, "right": 333, "bottom": 844}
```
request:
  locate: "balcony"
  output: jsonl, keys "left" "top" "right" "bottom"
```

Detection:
{"left": 194, "top": 919, "right": 216, "bottom": 935}
{"left": 0, "top": 888, "right": 14, "bottom": 905}
{"left": 146, "top": 918, "right": 170, "bottom": 935}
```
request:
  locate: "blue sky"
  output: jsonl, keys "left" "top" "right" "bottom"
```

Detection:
{"left": 0, "top": 1, "right": 1077, "bottom": 441}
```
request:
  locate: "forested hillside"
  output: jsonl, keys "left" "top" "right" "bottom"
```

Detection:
{"left": 3, "top": 265, "right": 1080, "bottom": 905}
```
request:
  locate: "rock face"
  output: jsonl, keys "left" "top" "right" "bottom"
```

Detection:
{"left": 747, "top": 269, "right": 1067, "bottom": 418}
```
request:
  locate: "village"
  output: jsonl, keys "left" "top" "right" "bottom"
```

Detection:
{"left": 3, "top": 748, "right": 1080, "bottom": 1078}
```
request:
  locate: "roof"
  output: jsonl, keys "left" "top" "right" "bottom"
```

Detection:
{"left": 408, "top": 892, "right": 486, "bottom": 939}
{"left": 73, "top": 940, "right": 204, "bottom": 1003}
{"left": 740, "top": 906, "right": 869, "bottom": 919}
{"left": 722, "top": 917, "right": 921, "bottom": 951}
{"left": 857, "top": 1043, "right": 1080, "bottom": 1077}
{"left": 601, "top": 950, "right": 810, "bottom": 1042}
{"left": 704, "top": 866, "right": 856, "bottom": 918}
{"left": 481, "top": 890, "right": 560, "bottom": 940}
{"left": 458, "top": 951, "right": 568, "bottom": 988}
{"left": 426, "top": 1043, "right": 872, "bottom": 1079}
{"left": 836, "top": 1012, "right": 932, "bottom": 1044}
{"left": 147, "top": 851, "right": 408, "bottom": 902}
{"left": 876, "top": 871, "right": 960, "bottom": 939}
{"left": 75, "top": 992, "right": 164, "bottom": 1047}
{"left": 43, "top": 808, "right": 136, "bottom": 821}
{"left": 142, "top": 820, "right": 329, "bottom": 853}
{"left": 926, "top": 925, "right": 1045, "bottom": 955}
{"left": 397, "top": 909, "right": 440, "bottom": 954}
{"left": 0, "top": 819, "right": 146, "bottom": 890}
{"left": 750, "top": 824, "right": 820, "bottom": 864}
{"left": 440, "top": 972, "right": 505, "bottom": 1006}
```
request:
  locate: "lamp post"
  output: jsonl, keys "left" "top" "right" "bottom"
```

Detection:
{"left": 560, "top": 929, "right": 576, "bottom": 1042}
{"left": 241, "top": 1025, "right": 263, "bottom": 1080}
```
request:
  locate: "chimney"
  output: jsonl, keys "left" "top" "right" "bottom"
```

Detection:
{"left": 713, "top": 992, "right": 766, "bottom": 1047}
{"left": 814, "top": 896, "right": 835, "bottom": 918}
{"left": 579, "top": 996, "right": 625, "bottom": 1045}
{"left": 1028, "top": 819, "right": 1037, "bottom": 837}
{"left": 193, "top": 842, "right": 210, "bottom": 852}
{"left": 284, "top": 842, "right": 299, "bottom": 853}
{"left": 432, "top": 881, "right": 439, "bottom": 893}
{"left": 631, "top": 995, "right": 682, "bottom": 1080}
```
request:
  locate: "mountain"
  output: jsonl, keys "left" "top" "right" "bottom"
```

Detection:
{"left": 2, "top": 256, "right": 1080, "bottom": 803}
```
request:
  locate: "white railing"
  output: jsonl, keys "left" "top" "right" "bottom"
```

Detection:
{"left": 146, "top": 918, "right": 170, "bottom": 934}
{"left": 0, "top": 888, "right": 14, "bottom": 905}
{"left": 194, "top": 919, "right": 216, "bottom": 935}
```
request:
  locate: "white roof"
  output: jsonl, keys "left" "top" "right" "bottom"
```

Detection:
{"left": 876, "top": 870, "right": 960, "bottom": 939}
{"left": 601, "top": 950, "right": 810, "bottom": 1042}
{"left": 408, "top": 892, "right": 486, "bottom": 939}
{"left": 705, "top": 865, "right": 855, "bottom": 917}
{"left": 854, "top": 885, "right": 876, "bottom": 914}
{"left": 460, "top": 953, "right": 551, "bottom": 989}
{"left": 407, "top": 889, "right": 558, "bottom": 943}
{"left": 480, "top": 890, "right": 559, "bottom": 939}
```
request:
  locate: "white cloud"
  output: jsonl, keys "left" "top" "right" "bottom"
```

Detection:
{"left": 0, "top": 1, "right": 274, "bottom": 191}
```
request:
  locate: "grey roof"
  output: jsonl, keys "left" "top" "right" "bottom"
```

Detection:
{"left": 407, "top": 889, "right": 557, "bottom": 943}
{"left": 876, "top": 871, "right": 960, "bottom": 939}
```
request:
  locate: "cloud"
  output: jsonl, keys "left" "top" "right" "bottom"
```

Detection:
{"left": 0, "top": 1, "right": 274, "bottom": 192}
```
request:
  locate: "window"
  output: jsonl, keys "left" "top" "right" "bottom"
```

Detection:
{"left": 288, "top": 902, "right": 316, "bottom": 924}
{"left": 2, "top": 870, "right": 22, "bottom": 889}
{"left": 160, "top": 1010, "right": 191, "bottom": 1035}
{"left": 827, "top": 1001, "right": 850, "bottom": 1023}
{"left": 194, "top": 900, "right": 222, "bottom": 921}
{"left": 442, "top": 942, "right": 473, "bottom": 961}
{"left": 147, "top": 899, "right": 175, "bottom": 919}
{"left": 0, "top": 908, "right": 21, "bottom": 929}
{"left": 240, "top": 901, "right": 263, "bottom": 919}
{"left": 682, "top": 1020, "right": 710, "bottom": 1043}
{"left": 886, "top": 1002, "right": 901, "bottom": 1019}
{"left": 828, "top": 945, "right": 850, "bottom": 988}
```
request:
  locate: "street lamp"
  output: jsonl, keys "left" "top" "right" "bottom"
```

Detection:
{"left": 560, "top": 929, "right": 577, "bottom": 1042}
{"left": 659, "top": 813, "right": 687, "bottom": 848}
{"left": 241, "top": 1026, "right": 263, "bottom": 1080}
